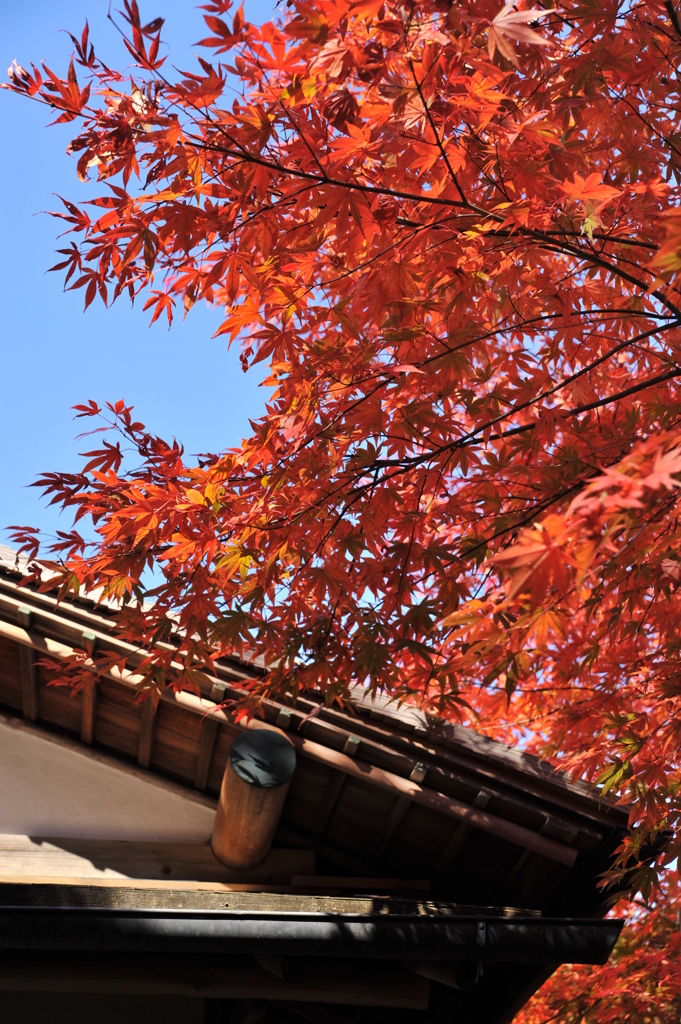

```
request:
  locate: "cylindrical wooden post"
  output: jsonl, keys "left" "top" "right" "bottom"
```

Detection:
{"left": 211, "top": 728, "right": 297, "bottom": 870}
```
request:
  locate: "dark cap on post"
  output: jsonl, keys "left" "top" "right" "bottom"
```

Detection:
{"left": 211, "top": 727, "right": 297, "bottom": 870}
{"left": 229, "top": 730, "right": 297, "bottom": 789}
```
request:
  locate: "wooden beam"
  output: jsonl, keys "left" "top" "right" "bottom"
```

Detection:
{"left": 312, "top": 771, "right": 346, "bottom": 839}
{"left": 343, "top": 734, "right": 360, "bottom": 756}
{"left": 138, "top": 698, "right": 157, "bottom": 768}
{"left": 80, "top": 683, "right": 97, "bottom": 745}
{"left": 16, "top": 606, "right": 38, "bottom": 722}
{"left": 276, "top": 708, "right": 292, "bottom": 730}
{"left": 0, "top": 836, "right": 314, "bottom": 884}
{"left": 372, "top": 795, "right": 411, "bottom": 862}
{"left": 18, "top": 646, "right": 38, "bottom": 722}
{"left": 494, "top": 815, "right": 574, "bottom": 902}
{"left": 79, "top": 630, "right": 98, "bottom": 745}
{"left": 435, "top": 788, "right": 492, "bottom": 874}
{"left": 497, "top": 848, "right": 531, "bottom": 896}
{"left": 194, "top": 717, "right": 219, "bottom": 791}
{"left": 210, "top": 681, "right": 227, "bottom": 703}
{"left": 276, "top": 824, "right": 370, "bottom": 875}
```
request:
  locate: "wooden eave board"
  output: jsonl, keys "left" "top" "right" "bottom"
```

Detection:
{"left": 0, "top": 880, "right": 532, "bottom": 915}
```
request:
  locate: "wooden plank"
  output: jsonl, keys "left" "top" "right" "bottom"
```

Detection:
{"left": 94, "top": 678, "right": 144, "bottom": 759}
{"left": 153, "top": 698, "right": 204, "bottom": 782}
{"left": 372, "top": 795, "right": 411, "bottom": 861}
{"left": 80, "top": 625, "right": 100, "bottom": 745}
{"left": 0, "top": 636, "right": 23, "bottom": 710}
{"left": 19, "top": 646, "right": 37, "bottom": 722}
{"left": 194, "top": 717, "right": 219, "bottom": 791}
{"left": 208, "top": 723, "right": 237, "bottom": 792}
{"left": 138, "top": 698, "right": 156, "bottom": 768}
{"left": 81, "top": 684, "right": 97, "bottom": 745}
{"left": 0, "top": 836, "right": 315, "bottom": 884}
{"left": 0, "top": 879, "right": 534, "bottom": 916}
{"left": 312, "top": 771, "right": 346, "bottom": 838}
{"left": 276, "top": 824, "right": 373, "bottom": 875}
{"left": 494, "top": 816, "right": 570, "bottom": 903}
{"left": 0, "top": 876, "right": 294, "bottom": 893}
{"left": 435, "top": 788, "right": 492, "bottom": 874}
{"left": 0, "top": 880, "right": 428, "bottom": 912}
{"left": 16, "top": 606, "right": 37, "bottom": 722}
{"left": 37, "top": 672, "right": 81, "bottom": 735}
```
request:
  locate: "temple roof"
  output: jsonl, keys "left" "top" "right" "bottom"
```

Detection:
{"left": 0, "top": 546, "right": 630, "bottom": 1024}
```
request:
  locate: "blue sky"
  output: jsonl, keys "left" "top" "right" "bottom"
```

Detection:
{"left": 0, "top": 0, "right": 276, "bottom": 542}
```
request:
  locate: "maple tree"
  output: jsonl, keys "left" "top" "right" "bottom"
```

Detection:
{"left": 4, "top": 0, "right": 681, "bottom": 1017}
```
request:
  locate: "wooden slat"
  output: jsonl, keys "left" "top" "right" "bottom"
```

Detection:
{"left": 138, "top": 698, "right": 156, "bottom": 768}
{"left": 435, "top": 788, "right": 492, "bottom": 874}
{"left": 276, "top": 824, "right": 370, "bottom": 875}
{"left": 94, "top": 678, "right": 144, "bottom": 759}
{"left": 81, "top": 684, "right": 97, "bottom": 745}
{"left": 373, "top": 795, "right": 411, "bottom": 861}
{"left": 80, "top": 627, "right": 100, "bottom": 744}
{"left": 495, "top": 815, "right": 569, "bottom": 903}
{"left": 16, "top": 605, "right": 37, "bottom": 722}
{"left": 153, "top": 699, "right": 205, "bottom": 783}
{"left": 194, "top": 717, "right": 219, "bottom": 791}
{"left": 312, "top": 771, "right": 346, "bottom": 838}
{"left": 19, "top": 647, "right": 37, "bottom": 722}
{"left": 37, "top": 673, "right": 81, "bottom": 735}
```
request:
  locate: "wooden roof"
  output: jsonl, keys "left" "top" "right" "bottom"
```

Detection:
{"left": 0, "top": 546, "right": 630, "bottom": 1024}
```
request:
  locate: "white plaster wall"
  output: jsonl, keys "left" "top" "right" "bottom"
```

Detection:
{"left": 0, "top": 714, "right": 215, "bottom": 841}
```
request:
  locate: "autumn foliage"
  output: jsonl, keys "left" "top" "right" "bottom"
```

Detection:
{"left": 4, "top": 0, "right": 681, "bottom": 1017}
